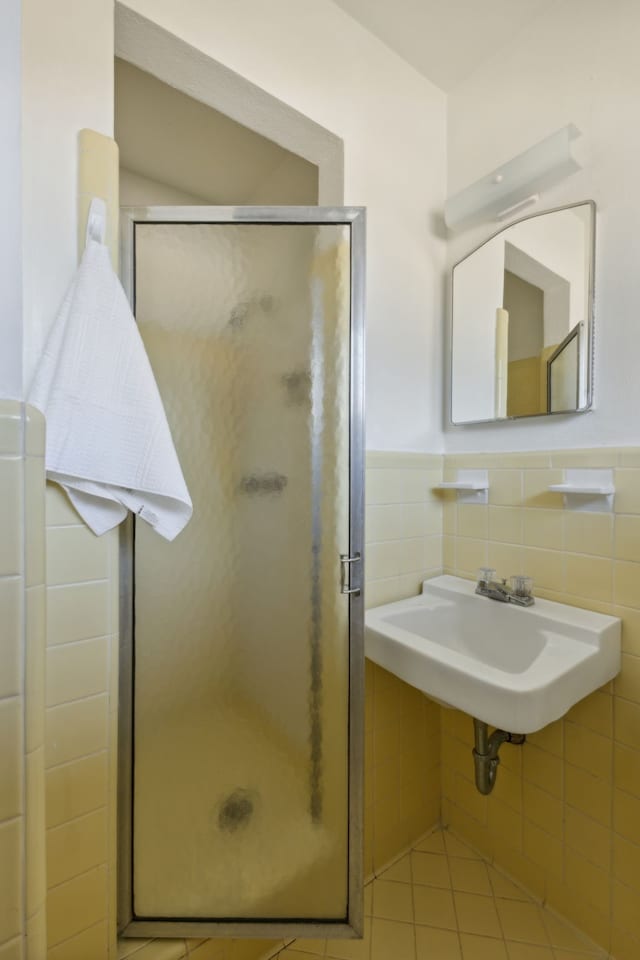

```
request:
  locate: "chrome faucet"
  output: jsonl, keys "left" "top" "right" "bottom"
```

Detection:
{"left": 475, "top": 569, "right": 534, "bottom": 607}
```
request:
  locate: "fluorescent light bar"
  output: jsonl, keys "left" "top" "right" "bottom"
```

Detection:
{"left": 444, "top": 125, "right": 581, "bottom": 231}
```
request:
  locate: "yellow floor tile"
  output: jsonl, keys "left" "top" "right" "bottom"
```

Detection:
{"left": 410, "top": 850, "right": 451, "bottom": 888}
{"left": 325, "top": 917, "right": 371, "bottom": 960}
{"left": 541, "top": 911, "right": 600, "bottom": 953}
{"left": 284, "top": 953, "right": 324, "bottom": 960}
{"left": 495, "top": 901, "right": 549, "bottom": 946}
{"left": 553, "top": 954, "right": 603, "bottom": 960}
{"left": 443, "top": 833, "right": 482, "bottom": 860}
{"left": 505, "top": 944, "right": 554, "bottom": 960}
{"left": 371, "top": 879, "right": 413, "bottom": 922}
{"left": 415, "top": 925, "right": 461, "bottom": 959}
{"left": 379, "top": 853, "right": 411, "bottom": 883}
{"left": 459, "top": 933, "right": 508, "bottom": 959}
{"left": 454, "top": 892, "right": 502, "bottom": 939}
{"left": 282, "top": 828, "right": 604, "bottom": 960}
{"left": 486, "top": 868, "right": 530, "bottom": 902}
{"left": 448, "top": 858, "right": 492, "bottom": 896}
{"left": 370, "top": 918, "right": 415, "bottom": 960}
{"left": 414, "top": 831, "right": 446, "bottom": 855}
{"left": 293, "top": 941, "right": 326, "bottom": 956}
{"left": 413, "top": 884, "right": 457, "bottom": 929}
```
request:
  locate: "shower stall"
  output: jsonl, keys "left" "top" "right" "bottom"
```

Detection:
{"left": 117, "top": 207, "right": 365, "bottom": 939}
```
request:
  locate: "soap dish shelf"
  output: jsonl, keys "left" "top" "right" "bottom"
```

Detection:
{"left": 433, "top": 470, "right": 488, "bottom": 504}
{"left": 548, "top": 469, "right": 615, "bottom": 512}
{"left": 548, "top": 483, "right": 615, "bottom": 495}
{"left": 434, "top": 481, "right": 488, "bottom": 491}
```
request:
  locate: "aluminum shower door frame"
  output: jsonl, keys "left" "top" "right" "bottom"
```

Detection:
{"left": 117, "top": 206, "right": 366, "bottom": 941}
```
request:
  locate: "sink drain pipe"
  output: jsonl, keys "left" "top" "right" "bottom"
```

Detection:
{"left": 472, "top": 719, "right": 526, "bottom": 795}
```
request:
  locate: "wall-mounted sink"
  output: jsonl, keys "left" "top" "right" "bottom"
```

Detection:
{"left": 365, "top": 575, "right": 621, "bottom": 734}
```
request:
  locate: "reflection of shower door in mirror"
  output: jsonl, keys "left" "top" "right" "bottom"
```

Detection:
{"left": 118, "top": 208, "right": 365, "bottom": 939}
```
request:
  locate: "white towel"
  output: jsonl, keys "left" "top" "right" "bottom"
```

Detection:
{"left": 28, "top": 198, "right": 192, "bottom": 541}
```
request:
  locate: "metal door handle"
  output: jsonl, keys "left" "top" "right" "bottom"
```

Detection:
{"left": 340, "top": 553, "right": 361, "bottom": 596}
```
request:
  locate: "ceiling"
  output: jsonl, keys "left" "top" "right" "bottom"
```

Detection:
{"left": 332, "top": 0, "right": 553, "bottom": 91}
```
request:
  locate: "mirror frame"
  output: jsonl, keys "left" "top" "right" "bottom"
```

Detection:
{"left": 450, "top": 199, "right": 596, "bottom": 425}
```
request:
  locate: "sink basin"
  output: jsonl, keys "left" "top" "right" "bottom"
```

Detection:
{"left": 365, "top": 575, "right": 621, "bottom": 733}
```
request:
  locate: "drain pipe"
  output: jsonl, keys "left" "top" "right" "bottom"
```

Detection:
{"left": 472, "top": 719, "right": 526, "bottom": 795}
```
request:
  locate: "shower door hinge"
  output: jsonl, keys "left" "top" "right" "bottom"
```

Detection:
{"left": 340, "top": 553, "right": 361, "bottom": 596}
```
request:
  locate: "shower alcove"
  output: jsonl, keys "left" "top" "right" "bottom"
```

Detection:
{"left": 114, "top": 28, "right": 364, "bottom": 941}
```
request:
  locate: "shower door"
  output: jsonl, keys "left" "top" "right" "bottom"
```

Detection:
{"left": 118, "top": 208, "right": 365, "bottom": 939}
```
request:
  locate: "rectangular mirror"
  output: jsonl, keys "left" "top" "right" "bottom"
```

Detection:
{"left": 450, "top": 201, "right": 595, "bottom": 424}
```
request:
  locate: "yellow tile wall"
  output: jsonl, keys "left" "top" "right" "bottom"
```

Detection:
{"left": 0, "top": 401, "right": 47, "bottom": 959}
{"left": 440, "top": 447, "right": 640, "bottom": 960}
{"left": 43, "top": 483, "right": 119, "bottom": 960}
{"left": 363, "top": 451, "right": 444, "bottom": 872}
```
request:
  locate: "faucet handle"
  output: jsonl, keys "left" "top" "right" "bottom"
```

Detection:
{"left": 510, "top": 575, "right": 533, "bottom": 599}
{"left": 476, "top": 567, "right": 496, "bottom": 585}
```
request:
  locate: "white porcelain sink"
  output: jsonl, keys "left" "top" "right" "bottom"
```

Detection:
{"left": 365, "top": 575, "right": 621, "bottom": 734}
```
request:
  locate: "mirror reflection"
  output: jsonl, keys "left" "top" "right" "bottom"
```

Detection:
{"left": 451, "top": 202, "right": 594, "bottom": 424}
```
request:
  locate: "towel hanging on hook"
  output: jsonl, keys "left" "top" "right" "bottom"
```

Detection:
{"left": 27, "top": 197, "right": 193, "bottom": 540}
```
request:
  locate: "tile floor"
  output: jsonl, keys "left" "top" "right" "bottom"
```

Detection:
{"left": 282, "top": 827, "right": 605, "bottom": 960}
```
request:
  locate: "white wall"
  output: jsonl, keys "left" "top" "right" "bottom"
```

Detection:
{"left": 451, "top": 239, "right": 504, "bottom": 423}
{"left": 507, "top": 210, "right": 587, "bottom": 345}
{"left": 21, "top": 0, "right": 447, "bottom": 453}
{"left": 121, "top": 0, "right": 448, "bottom": 452}
{"left": 0, "top": 0, "right": 22, "bottom": 400}
{"left": 21, "top": 0, "right": 114, "bottom": 391}
{"left": 445, "top": 0, "right": 640, "bottom": 452}
{"left": 120, "top": 168, "right": 206, "bottom": 206}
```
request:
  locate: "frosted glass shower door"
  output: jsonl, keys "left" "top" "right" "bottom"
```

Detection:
{"left": 118, "top": 207, "right": 365, "bottom": 939}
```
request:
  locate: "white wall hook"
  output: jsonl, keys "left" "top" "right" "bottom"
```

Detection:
{"left": 85, "top": 196, "right": 107, "bottom": 246}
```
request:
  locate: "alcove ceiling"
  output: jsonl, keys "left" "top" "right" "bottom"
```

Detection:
{"left": 332, "top": 0, "right": 553, "bottom": 91}
{"left": 114, "top": 58, "right": 318, "bottom": 204}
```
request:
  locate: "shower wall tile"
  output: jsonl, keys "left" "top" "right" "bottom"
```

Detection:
{"left": 0, "top": 820, "right": 23, "bottom": 946}
{"left": 46, "top": 580, "right": 110, "bottom": 647}
{"left": 0, "top": 458, "right": 23, "bottom": 576}
{"left": 44, "top": 483, "right": 118, "bottom": 958}
{"left": 46, "top": 524, "right": 110, "bottom": 586}
{"left": 0, "top": 402, "right": 47, "bottom": 958}
{"left": 364, "top": 451, "right": 443, "bottom": 612}
{"left": 46, "top": 865, "right": 108, "bottom": 949}
{"left": 0, "top": 698, "right": 23, "bottom": 822}
{"left": 363, "top": 452, "right": 443, "bottom": 877}
{"left": 46, "top": 920, "right": 109, "bottom": 960}
{"left": 439, "top": 445, "right": 640, "bottom": 960}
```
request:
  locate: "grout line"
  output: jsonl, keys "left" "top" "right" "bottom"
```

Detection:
{"left": 45, "top": 690, "right": 107, "bottom": 713}
{"left": 45, "top": 520, "right": 86, "bottom": 530}
{"left": 406, "top": 836, "right": 417, "bottom": 960}
{"left": 18, "top": 402, "right": 27, "bottom": 950}
{"left": 48, "top": 918, "right": 109, "bottom": 955}
{"left": 46, "top": 576, "right": 109, "bottom": 591}
{"left": 46, "top": 803, "right": 107, "bottom": 835}
{"left": 46, "top": 632, "right": 111, "bottom": 651}
{"left": 443, "top": 835, "right": 465, "bottom": 958}
{"left": 46, "top": 687, "right": 109, "bottom": 711}
{"left": 46, "top": 861, "right": 106, "bottom": 894}
{"left": 0, "top": 935, "right": 22, "bottom": 953}
{"left": 45, "top": 746, "right": 108, "bottom": 775}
